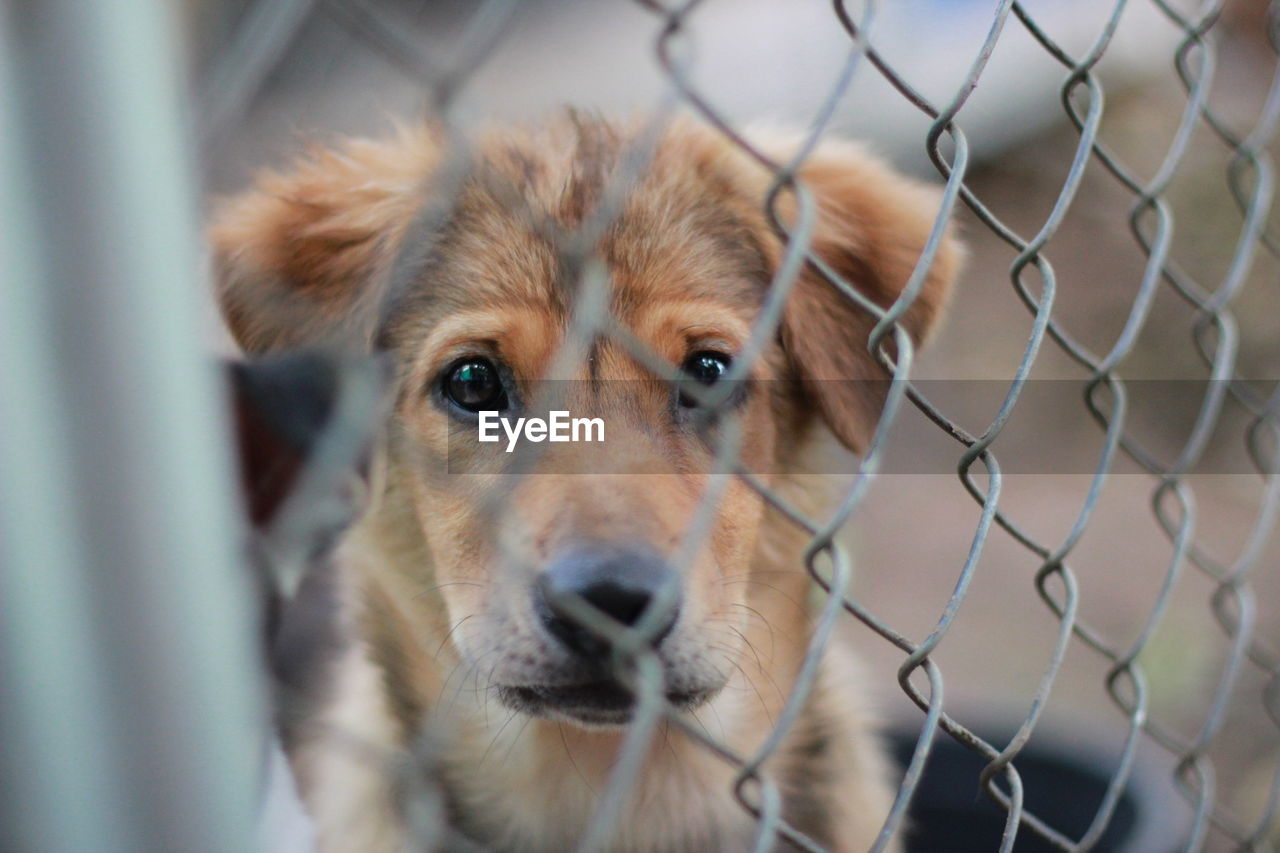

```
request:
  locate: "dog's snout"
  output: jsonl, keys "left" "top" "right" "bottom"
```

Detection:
{"left": 536, "top": 546, "right": 679, "bottom": 659}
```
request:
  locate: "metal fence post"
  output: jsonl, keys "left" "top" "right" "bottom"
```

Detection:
{"left": 0, "top": 3, "right": 265, "bottom": 852}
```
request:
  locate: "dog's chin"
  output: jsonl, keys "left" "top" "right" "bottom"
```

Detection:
{"left": 497, "top": 682, "right": 717, "bottom": 728}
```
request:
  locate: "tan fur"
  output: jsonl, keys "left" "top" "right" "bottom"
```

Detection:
{"left": 211, "top": 114, "right": 961, "bottom": 852}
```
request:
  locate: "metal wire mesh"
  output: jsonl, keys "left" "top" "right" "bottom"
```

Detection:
{"left": 187, "top": 1, "right": 1280, "bottom": 851}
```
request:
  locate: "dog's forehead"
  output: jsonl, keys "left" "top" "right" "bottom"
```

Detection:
{"left": 394, "top": 119, "right": 768, "bottom": 334}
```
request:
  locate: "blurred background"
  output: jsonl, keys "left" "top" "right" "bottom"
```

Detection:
{"left": 3, "top": 0, "right": 1278, "bottom": 850}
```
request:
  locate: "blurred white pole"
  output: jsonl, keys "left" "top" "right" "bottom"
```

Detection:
{"left": 0, "top": 3, "right": 265, "bottom": 852}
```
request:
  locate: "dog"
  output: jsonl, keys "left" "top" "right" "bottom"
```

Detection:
{"left": 229, "top": 350, "right": 390, "bottom": 853}
{"left": 210, "top": 113, "right": 960, "bottom": 852}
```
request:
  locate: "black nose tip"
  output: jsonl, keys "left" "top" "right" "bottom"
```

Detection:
{"left": 536, "top": 545, "right": 679, "bottom": 660}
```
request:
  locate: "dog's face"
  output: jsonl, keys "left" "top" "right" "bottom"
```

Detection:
{"left": 211, "top": 116, "right": 958, "bottom": 727}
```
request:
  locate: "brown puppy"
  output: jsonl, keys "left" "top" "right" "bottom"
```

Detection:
{"left": 211, "top": 114, "right": 959, "bottom": 853}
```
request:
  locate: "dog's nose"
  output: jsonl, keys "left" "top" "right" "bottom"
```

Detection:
{"left": 536, "top": 546, "right": 679, "bottom": 660}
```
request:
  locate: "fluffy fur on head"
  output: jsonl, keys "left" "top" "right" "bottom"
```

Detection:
{"left": 211, "top": 113, "right": 960, "bottom": 853}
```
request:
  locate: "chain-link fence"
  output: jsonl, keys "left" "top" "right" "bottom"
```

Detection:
{"left": 4, "top": 0, "right": 1280, "bottom": 851}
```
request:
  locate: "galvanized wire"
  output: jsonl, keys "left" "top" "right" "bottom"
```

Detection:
{"left": 189, "top": 0, "right": 1280, "bottom": 850}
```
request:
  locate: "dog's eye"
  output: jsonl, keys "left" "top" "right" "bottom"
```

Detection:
{"left": 443, "top": 358, "right": 509, "bottom": 412}
{"left": 678, "top": 351, "right": 732, "bottom": 408}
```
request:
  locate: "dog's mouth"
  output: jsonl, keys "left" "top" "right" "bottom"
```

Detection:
{"left": 498, "top": 681, "right": 712, "bottom": 726}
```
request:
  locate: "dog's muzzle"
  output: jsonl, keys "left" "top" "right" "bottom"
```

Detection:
{"left": 499, "top": 544, "right": 693, "bottom": 724}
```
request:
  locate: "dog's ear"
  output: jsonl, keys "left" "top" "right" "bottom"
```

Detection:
{"left": 209, "top": 129, "right": 440, "bottom": 354}
{"left": 753, "top": 134, "right": 963, "bottom": 453}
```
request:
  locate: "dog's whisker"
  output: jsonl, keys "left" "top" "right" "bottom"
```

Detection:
{"left": 496, "top": 715, "right": 535, "bottom": 773}
{"left": 479, "top": 652, "right": 509, "bottom": 723}
{"left": 412, "top": 580, "right": 490, "bottom": 602}
{"left": 436, "top": 646, "right": 498, "bottom": 717}
{"left": 687, "top": 707, "right": 726, "bottom": 750}
{"left": 434, "top": 613, "right": 478, "bottom": 657}
{"left": 717, "top": 578, "right": 810, "bottom": 616}
{"left": 726, "top": 602, "right": 784, "bottom": 655}
{"left": 723, "top": 637, "right": 788, "bottom": 710}
{"left": 715, "top": 622, "right": 776, "bottom": 678}
{"left": 721, "top": 623, "right": 767, "bottom": 674}
{"left": 557, "top": 721, "right": 598, "bottom": 798}
{"left": 658, "top": 719, "right": 679, "bottom": 766}
{"left": 433, "top": 658, "right": 471, "bottom": 707}
{"left": 478, "top": 709, "right": 522, "bottom": 768}
{"left": 719, "top": 656, "right": 775, "bottom": 729}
